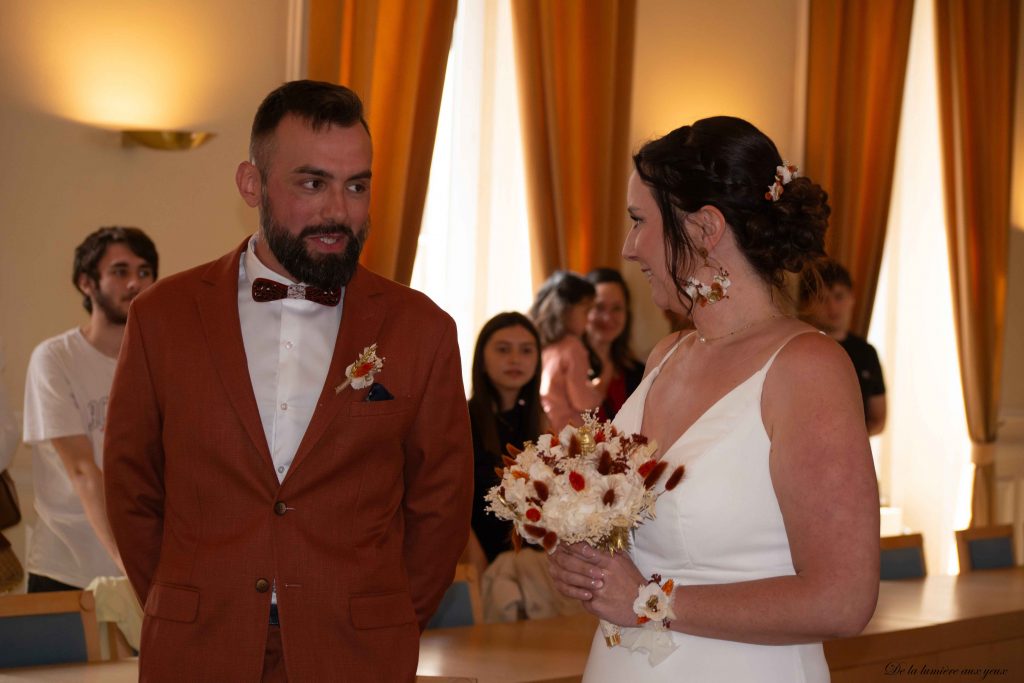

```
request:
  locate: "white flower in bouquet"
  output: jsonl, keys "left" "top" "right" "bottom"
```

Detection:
{"left": 486, "top": 412, "right": 688, "bottom": 653}
{"left": 484, "top": 412, "right": 686, "bottom": 554}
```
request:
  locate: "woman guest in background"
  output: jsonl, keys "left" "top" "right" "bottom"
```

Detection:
{"left": 470, "top": 313, "right": 581, "bottom": 623}
{"left": 548, "top": 117, "right": 879, "bottom": 682}
{"left": 531, "top": 271, "right": 612, "bottom": 429}
{"left": 585, "top": 268, "right": 645, "bottom": 420}
{"left": 468, "top": 312, "right": 548, "bottom": 563}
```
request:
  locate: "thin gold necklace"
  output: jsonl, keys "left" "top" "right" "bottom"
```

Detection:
{"left": 697, "top": 314, "right": 785, "bottom": 344}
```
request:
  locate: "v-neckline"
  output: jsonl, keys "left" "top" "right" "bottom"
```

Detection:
{"left": 638, "top": 336, "right": 771, "bottom": 459}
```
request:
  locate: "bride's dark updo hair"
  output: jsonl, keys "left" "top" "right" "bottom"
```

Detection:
{"left": 632, "top": 116, "right": 830, "bottom": 302}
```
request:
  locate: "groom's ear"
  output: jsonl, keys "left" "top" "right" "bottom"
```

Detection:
{"left": 236, "top": 161, "right": 262, "bottom": 208}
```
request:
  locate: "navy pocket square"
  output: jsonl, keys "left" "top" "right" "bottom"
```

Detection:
{"left": 365, "top": 383, "right": 394, "bottom": 402}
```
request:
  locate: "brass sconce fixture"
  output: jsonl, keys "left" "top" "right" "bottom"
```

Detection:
{"left": 122, "top": 130, "right": 215, "bottom": 151}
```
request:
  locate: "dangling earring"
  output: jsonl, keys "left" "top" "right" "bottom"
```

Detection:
{"left": 682, "top": 248, "right": 731, "bottom": 307}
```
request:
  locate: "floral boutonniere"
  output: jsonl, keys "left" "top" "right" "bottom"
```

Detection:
{"left": 335, "top": 344, "right": 384, "bottom": 394}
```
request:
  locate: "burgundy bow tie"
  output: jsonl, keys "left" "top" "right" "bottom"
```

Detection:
{"left": 251, "top": 278, "right": 341, "bottom": 306}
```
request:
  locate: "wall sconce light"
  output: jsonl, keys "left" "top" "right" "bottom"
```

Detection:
{"left": 122, "top": 130, "right": 215, "bottom": 151}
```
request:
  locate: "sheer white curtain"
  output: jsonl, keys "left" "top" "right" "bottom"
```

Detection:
{"left": 869, "top": 0, "right": 972, "bottom": 575}
{"left": 411, "top": 0, "right": 533, "bottom": 389}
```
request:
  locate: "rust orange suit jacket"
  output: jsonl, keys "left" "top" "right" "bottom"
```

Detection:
{"left": 104, "top": 243, "right": 472, "bottom": 682}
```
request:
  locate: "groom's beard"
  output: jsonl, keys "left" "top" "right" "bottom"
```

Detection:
{"left": 260, "top": 196, "right": 368, "bottom": 290}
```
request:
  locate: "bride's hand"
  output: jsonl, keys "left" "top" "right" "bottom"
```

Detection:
{"left": 547, "top": 542, "right": 604, "bottom": 601}
{"left": 548, "top": 543, "right": 645, "bottom": 627}
{"left": 577, "top": 544, "right": 645, "bottom": 627}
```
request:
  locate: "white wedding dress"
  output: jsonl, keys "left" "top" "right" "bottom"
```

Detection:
{"left": 583, "top": 333, "right": 830, "bottom": 683}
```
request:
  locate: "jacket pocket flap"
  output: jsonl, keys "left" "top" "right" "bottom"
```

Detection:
{"left": 350, "top": 591, "right": 416, "bottom": 629}
{"left": 145, "top": 582, "right": 199, "bottom": 623}
{"left": 348, "top": 399, "right": 410, "bottom": 418}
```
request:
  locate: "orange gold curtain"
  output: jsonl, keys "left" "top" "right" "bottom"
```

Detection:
{"left": 511, "top": 0, "right": 636, "bottom": 286}
{"left": 934, "top": 0, "right": 1020, "bottom": 526}
{"left": 308, "top": 0, "right": 457, "bottom": 284}
{"left": 805, "top": 0, "right": 915, "bottom": 335}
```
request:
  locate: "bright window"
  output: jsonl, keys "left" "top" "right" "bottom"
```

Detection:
{"left": 411, "top": 0, "right": 534, "bottom": 391}
{"left": 869, "top": 0, "right": 972, "bottom": 575}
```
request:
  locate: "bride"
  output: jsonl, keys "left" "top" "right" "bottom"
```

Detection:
{"left": 547, "top": 116, "right": 879, "bottom": 682}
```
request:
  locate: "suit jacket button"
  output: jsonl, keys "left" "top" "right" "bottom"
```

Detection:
{"left": 255, "top": 578, "right": 270, "bottom": 593}
{"left": 274, "top": 501, "right": 287, "bottom": 516}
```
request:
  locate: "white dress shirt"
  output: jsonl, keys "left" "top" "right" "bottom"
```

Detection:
{"left": 237, "top": 235, "right": 343, "bottom": 484}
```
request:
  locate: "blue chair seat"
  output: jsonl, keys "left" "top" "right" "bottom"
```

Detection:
{"left": 427, "top": 581, "right": 476, "bottom": 629}
{"left": 426, "top": 564, "right": 482, "bottom": 629}
{"left": 0, "top": 612, "right": 89, "bottom": 668}
{"left": 881, "top": 546, "right": 926, "bottom": 580}
{"left": 967, "top": 535, "right": 1014, "bottom": 571}
{"left": 956, "top": 524, "right": 1016, "bottom": 573}
{"left": 0, "top": 590, "right": 101, "bottom": 668}
{"left": 880, "top": 533, "right": 926, "bottom": 580}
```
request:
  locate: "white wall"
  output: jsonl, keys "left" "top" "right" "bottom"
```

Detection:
{"left": 0, "top": 0, "right": 290, "bottom": 577}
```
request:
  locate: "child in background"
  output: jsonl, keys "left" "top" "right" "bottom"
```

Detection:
{"left": 468, "top": 312, "right": 548, "bottom": 562}
{"left": 469, "top": 312, "right": 585, "bottom": 623}
{"left": 530, "top": 271, "right": 612, "bottom": 429}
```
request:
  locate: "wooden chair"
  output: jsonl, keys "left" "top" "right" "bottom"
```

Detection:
{"left": 955, "top": 524, "right": 1016, "bottom": 573}
{"left": 0, "top": 590, "right": 102, "bottom": 668}
{"left": 102, "top": 621, "right": 137, "bottom": 660}
{"left": 426, "top": 564, "right": 483, "bottom": 629}
{"left": 880, "top": 533, "right": 926, "bottom": 580}
{"left": 458, "top": 529, "right": 489, "bottom": 585}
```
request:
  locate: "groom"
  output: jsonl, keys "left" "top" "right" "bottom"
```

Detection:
{"left": 104, "top": 80, "right": 472, "bottom": 681}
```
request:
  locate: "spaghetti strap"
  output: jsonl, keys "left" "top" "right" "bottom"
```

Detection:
{"left": 654, "top": 331, "right": 696, "bottom": 372}
{"left": 761, "top": 329, "right": 825, "bottom": 373}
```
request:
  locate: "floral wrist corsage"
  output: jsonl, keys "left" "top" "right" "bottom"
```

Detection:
{"left": 633, "top": 574, "right": 676, "bottom": 629}
{"left": 618, "top": 573, "right": 680, "bottom": 666}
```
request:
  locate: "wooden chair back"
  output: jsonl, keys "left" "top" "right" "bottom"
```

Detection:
{"left": 955, "top": 524, "right": 1016, "bottom": 573}
{"left": 0, "top": 590, "right": 102, "bottom": 668}
{"left": 880, "top": 533, "right": 927, "bottom": 580}
{"left": 426, "top": 563, "right": 484, "bottom": 629}
{"left": 458, "top": 529, "right": 489, "bottom": 584}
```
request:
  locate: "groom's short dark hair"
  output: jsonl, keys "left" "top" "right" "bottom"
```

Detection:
{"left": 249, "top": 80, "right": 369, "bottom": 173}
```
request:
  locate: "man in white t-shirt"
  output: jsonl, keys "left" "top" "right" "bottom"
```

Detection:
{"left": 23, "top": 226, "right": 158, "bottom": 592}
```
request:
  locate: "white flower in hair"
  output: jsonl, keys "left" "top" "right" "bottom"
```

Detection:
{"left": 777, "top": 163, "right": 797, "bottom": 185}
{"left": 765, "top": 162, "right": 799, "bottom": 202}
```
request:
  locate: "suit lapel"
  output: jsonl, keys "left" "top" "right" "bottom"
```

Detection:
{"left": 195, "top": 241, "right": 274, "bottom": 469}
{"left": 288, "top": 265, "right": 386, "bottom": 478}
